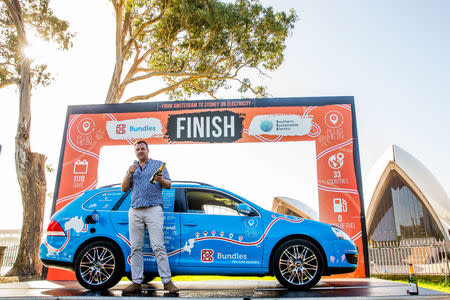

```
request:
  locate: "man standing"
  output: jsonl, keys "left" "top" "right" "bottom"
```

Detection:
{"left": 121, "top": 140, "right": 179, "bottom": 294}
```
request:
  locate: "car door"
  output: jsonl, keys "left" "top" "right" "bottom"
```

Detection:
{"left": 110, "top": 188, "right": 180, "bottom": 272}
{"left": 179, "top": 188, "right": 264, "bottom": 268}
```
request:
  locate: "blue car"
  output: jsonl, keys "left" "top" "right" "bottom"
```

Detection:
{"left": 40, "top": 181, "right": 358, "bottom": 290}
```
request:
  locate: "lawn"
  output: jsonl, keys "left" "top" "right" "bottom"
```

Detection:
{"left": 372, "top": 275, "right": 450, "bottom": 294}
{"left": 394, "top": 279, "right": 450, "bottom": 294}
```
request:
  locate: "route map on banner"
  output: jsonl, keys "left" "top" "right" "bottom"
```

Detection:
{"left": 46, "top": 97, "right": 369, "bottom": 280}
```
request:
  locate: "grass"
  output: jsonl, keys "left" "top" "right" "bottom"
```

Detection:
{"left": 373, "top": 275, "right": 450, "bottom": 294}
{"left": 394, "top": 279, "right": 450, "bottom": 294}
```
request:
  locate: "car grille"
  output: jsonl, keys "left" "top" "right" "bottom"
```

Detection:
{"left": 345, "top": 253, "right": 358, "bottom": 265}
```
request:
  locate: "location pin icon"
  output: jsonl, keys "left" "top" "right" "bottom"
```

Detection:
{"left": 330, "top": 114, "right": 338, "bottom": 125}
{"left": 82, "top": 121, "right": 90, "bottom": 132}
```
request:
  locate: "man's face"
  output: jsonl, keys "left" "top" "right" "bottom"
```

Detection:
{"left": 134, "top": 142, "right": 149, "bottom": 161}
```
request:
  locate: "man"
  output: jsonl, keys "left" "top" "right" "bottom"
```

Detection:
{"left": 121, "top": 140, "right": 179, "bottom": 294}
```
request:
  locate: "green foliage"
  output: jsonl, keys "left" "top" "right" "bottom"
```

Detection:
{"left": 111, "top": 0, "right": 297, "bottom": 101}
{"left": 373, "top": 275, "right": 450, "bottom": 293}
{"left": 0, "top": 0, "right": 73, "bottom": 89}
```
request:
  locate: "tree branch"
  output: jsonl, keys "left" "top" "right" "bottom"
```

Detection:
{"left": 0, "top": 78, "right": 19, "bottom": 89}
{"left": 188, "top": 81, "right": 218, "bottom": 99}
{"left": 0, "top": 61, "right": 14, "bottom": 67}
{"left": 0, "top": 17, "right": 14, "bottom": 27}
{"left": 123, "top": 69, "right": 225, "bottom": 87}
{"left": 122, "top": 12, "right": 163, "bottom": 55}
{"left": 122, "top": 11, "right": 131, "bottom": 46}
{"left": 119, "top": 45, "right": 164, "bottom": 89}
{"left": 123, "top": 77, "right": 194, "bottom": 102}
{"left": 111, "top": 0, "right": 121, "bottom": 16}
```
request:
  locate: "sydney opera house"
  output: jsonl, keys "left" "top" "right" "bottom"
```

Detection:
{"left": 273, "top": 145, "right": 450, "bottom": 243}
{"left": 365, "top": 145, "right": 449, "bottom": 243}
{"left": 272, "top": 144, "right": 450, "bottom": 275}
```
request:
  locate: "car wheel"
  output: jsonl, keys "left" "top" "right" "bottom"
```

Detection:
{"left": 273, "top": 239, "right": 323, "bottom": 290}
{"left": 75, "top": 240, "right": 124, "bottom": 290}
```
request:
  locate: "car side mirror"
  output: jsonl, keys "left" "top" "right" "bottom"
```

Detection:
{"left": 237, "top": 203, "right": 253, "bottom": 216}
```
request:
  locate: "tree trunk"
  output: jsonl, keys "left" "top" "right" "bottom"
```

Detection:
{"left": 105, "top": 59, "right": 124, "bottom": 104}
{"left": 7, "top": 152, "right": 47, "bottom": 277}
{"left": 5, "top": 0, "right": 47, "bottom": 278}
{"left": 105, "top": 2, "right": 124, "bottom": 104}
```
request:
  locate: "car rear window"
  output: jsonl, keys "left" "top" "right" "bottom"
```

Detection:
{"left": 116, "top": 188, "right": 176, "bottom": 212}
{"left": 82, "top": 190, "right": 124, "bottom": 211}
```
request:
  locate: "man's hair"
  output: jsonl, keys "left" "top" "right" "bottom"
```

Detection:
{"left": 133, "top": 140, "right": 148, "bottom": 149}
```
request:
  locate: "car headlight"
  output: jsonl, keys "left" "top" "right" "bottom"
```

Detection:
{"left": 331, "top": 226, "right": 352, "bottom": 241}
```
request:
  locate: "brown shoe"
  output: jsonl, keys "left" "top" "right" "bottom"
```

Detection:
{"left": 123, "top": 282, "right": 142, "bottom": 294}
{"left": 163, "top": 281, "right": 179, "bottom": 293}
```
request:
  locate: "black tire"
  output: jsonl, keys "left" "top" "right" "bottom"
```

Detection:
{"left": 75, "top": 240, "right": 124, "bottom": 290}
{"left": 273, "top": 239, "right": 323, "bottom": 290}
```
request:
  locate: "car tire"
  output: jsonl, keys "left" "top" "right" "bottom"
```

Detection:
{"left": 75, "top": 240, "right": 124, "bottom": 290}
{"left": 273, "top": 239, "right": 323, "bottom": 290}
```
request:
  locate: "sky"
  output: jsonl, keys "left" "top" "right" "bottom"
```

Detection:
{"left": 0, "top": 0, "right": 449, "bottom": 230}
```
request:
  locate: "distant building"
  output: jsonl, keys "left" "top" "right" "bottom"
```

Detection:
{"left": 272, "top": 196, "right": 318, "bottom": 220}
{"left": 271, "top": 145, "right": 449, "bottom": 245}
{"left": 365, "top": 145, "right": 450, "bottom": 243}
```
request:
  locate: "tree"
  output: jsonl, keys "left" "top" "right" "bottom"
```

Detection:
{"left": 0, "top": 0, "right": 72, "bottom": 277}
{"left": 105, "top": 0, "right": 297, "bottom": 103}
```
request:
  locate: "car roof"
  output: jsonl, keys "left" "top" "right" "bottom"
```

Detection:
{"left": 96, "top": 181, "right": 214, "bottom": 190}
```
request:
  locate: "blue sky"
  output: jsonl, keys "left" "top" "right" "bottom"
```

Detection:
{"left": 266, "top": 0, "right": 450, "bottom": 187}
{"left": 0, "top": 0, "right": 449, "bottom": 229}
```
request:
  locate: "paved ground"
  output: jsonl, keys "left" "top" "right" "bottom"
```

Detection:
{"left": 0, "top": 278, "right": 448, "bottom": 299}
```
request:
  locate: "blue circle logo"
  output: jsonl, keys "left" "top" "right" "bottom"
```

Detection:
{"left": 260, "top": 120, "right": 273, "bottom": 132}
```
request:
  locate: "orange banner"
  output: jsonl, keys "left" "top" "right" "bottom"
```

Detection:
{"left": 47, "top": 99, "right": 367, "bottom": 279}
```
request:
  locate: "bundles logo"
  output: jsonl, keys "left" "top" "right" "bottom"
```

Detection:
{"left": 201, "top": 249, "right": 214, "bottom": 262}
{"left": 106, "top": 118, "right": 163, "bottom": 140}
{"left": 116, "top": 124, "right": 126, "bottom": 134}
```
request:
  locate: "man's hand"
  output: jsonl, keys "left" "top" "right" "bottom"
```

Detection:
{"left": 154, "top": 172, "right": 163, "bottom": 182}
{"left": 122, "top": 164, "right": 137, "bottom": 192}
{"left": 154, "top": 172, "right": 171, "bottom": 189}
{"left": 128, "top": 164, "right": 138, "bottom": 176}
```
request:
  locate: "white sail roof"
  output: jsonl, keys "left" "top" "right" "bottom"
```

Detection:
{"left": 364, "top": 145, "right": 450, "bottom": 238}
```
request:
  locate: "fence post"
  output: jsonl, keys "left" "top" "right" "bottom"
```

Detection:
{"left": 444, "top": 242, "right": 448, "bottom": 283}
